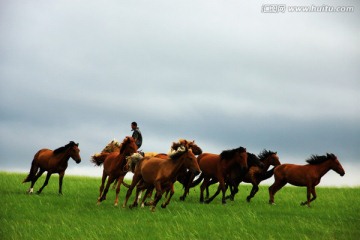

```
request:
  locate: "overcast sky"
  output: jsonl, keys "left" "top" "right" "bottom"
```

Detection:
{"left": 1, "top": 1, "right": 359, "bottom": 186}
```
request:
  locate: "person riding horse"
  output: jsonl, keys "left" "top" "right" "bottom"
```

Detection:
{"left": 131, "top": 122, "right": 142, "bottom": 149}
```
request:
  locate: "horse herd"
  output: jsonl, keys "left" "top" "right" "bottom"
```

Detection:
{"left": 23, "top": 137, "right": 345, "bottom": 211}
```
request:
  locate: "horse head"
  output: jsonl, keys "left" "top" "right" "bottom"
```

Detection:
{"left": 125, "top": 153, "right": 143, "bottom": 172}
{"left": 259, "top": 150, "right": 281, "bottom": 167}
{"left": 169, "top": 141, "right": 201, "bottom": 175}
{"left": 327, "top": 153, "right": 345, "bottom": 176}
{"left": 220, "top": 146, "right": 248, "bottom": 170}
{"left": 69, "top": 141, "right": 81, "bottom": 164}
{"left": 120, "top": 136, "right": 138, "bottom": 156}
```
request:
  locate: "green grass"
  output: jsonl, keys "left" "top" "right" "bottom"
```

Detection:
{"left": 0, "top": 171, "right": 359, "bottom": 240}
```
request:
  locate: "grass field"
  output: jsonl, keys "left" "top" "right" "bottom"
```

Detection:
{"left": 0, "top": 172, "right": 359, "bottom": 240}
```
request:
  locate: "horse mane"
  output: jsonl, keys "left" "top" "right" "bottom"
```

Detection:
{"left": 247, "top": 152, "right": 259, "bottom": 164}
{"left": 168, "top": 145, "right": 187, "bottom": 160}
{"left": 119, "top": 137, "right": 134, "bottom": 154}
{"left": 258, "top": 149, "right": 277, "bottom": 161}
{"left": 54, "top": 141, "right": 77, "bottom": 155}
{"left": 306, "top": 153, "right": 336, "bottom": 165}
{"left": 220, "top": 146, "right": 246, "bottom": 160}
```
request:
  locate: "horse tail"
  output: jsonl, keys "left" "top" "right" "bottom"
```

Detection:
{"left": 261, "top": 167, "right": 275, "bottom": 180}
{"left": 91, "top": 153, "right": 109, "bottom": 166}
{"left": 190, "top": 173, "right": 204, "bottom": 187}
{"left": 23, "top": 157, "right": 39, "bottom": 183}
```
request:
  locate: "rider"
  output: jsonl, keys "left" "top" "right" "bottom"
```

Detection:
{"left": 131, "top": 121, "right": 142, "bottom": 149}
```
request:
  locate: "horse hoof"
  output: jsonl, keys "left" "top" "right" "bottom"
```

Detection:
{"left": 179, "top": 196, "right": 185, "bottom": 201}
{"left": 114, "top": 203, "right": 118, "bottom": 207}
{"left": 161, "top": 204, "right": 166, "bottom": 209}
{"left": 246, "top": 197, "right": 251, "bottom": 202}
{"left": 222, "top": 201, "right": 226, "bottom": 205}
{"left": 150, "top": 206, "right": 156, "bottom": 212}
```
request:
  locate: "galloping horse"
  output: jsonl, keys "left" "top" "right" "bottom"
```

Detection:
{"left": 242, "top": 150, "right": 280, "bottom": 202}
{"left": 226, "top": 150, "right": 280, "bottom": 202}
{"left": 123, "top": 141, "right": 201, "bottom": 211}
{"left": 92, "top": 136, "right": 138, "bottom": 206}
{"left": 124, "top": 139, "right": 202, "bottom": 203}
{"left": 269, "top": 153, "right": 345, "bottom": 207}
{"left": 197, "top": 146, "right": 248, "bottom": 204}
{"left": 23, "top": 141, "right": 81, "bottom": 194}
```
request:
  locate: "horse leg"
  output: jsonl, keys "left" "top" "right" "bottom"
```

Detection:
{"left": 269, "top": 180, "right": 287, "bottom": 205}
{"left": 199, "top": 178, "right": 210, "bottom": 203}
{"left": 97, "top": 175, "right": 115, "bottom": 204}
{"left": 58, "top": 171, "right": 65, "bottom": 195}
{"left": 205, "top": 179, "right": 225, "bottom": 204}
{"left": 301, "top": 186, "right": 316, "bottom": 207}
{"left": 180, "top": 172, "right": 195, "bottom": 201}
{"left": 247, "top": 184, "right": 259, "bottom": 202}
{"left": 98, "top": 171, "right": 107, "bottom": 200}
{"left": 122, "top": 174, "right": 141, "bottom": 208}
{"left": 129, "top": 185, "right": 142, "bottom": 209}
{"left": 161, "top": 184, "right": 174, "bottom": 208}
{"left": 37, "top": 172, "right": 52, "bottom": 194}
{"left": 114, "top": 176, "right": 124, "bottom": 206}
{"left": 150, "top": 182, "right": 162, "bottom": 212}
{"left": 142, "top": 188, "right": 154, "bottom": 207}
{"left": 28, "top": 169, "right": 44, "bottom": 194}
{"left": 112, "top": 178, "right": 118, "bottom": 190}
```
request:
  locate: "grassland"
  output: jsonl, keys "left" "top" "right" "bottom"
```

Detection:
{"left": 0, "top": 172, "right": 359, "bottom": 240}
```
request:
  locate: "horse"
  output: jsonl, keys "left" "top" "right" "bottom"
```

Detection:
{"left": 194, "top": 151, "right": 264, "bottom": 202}
{"left": 123, "top": 141, "right": 201, "bottom": 211}
{"left": 196, "top": 146, "right": 248, "bottom": 204}
{"left": 124, "top": 139, "right": 203, "bottom": 204}
{"left": 91, "top": 136, "right": 138, "bottom": 206}
{"left": 225, "top": 150, "right": 280, "bottom": 202}
{"left": 269, "top": 153, "right": 345, "bottom": 207}
{"left": 23, "top": 141, "right": 81, "bottom": 194}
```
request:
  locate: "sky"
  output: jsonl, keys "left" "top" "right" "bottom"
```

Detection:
{"left": 1, "top": 0, "right": 359, "bottom": 186}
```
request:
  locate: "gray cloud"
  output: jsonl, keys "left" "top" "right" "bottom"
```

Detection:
{"left": 1, "top": 1, "right": 359, "bottom": 185}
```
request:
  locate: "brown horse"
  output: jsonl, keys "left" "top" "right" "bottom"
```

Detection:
{"left": 123, "top": 142, "right": 201, "bottom": 211}
{"left": 23, "top": 141, "right": 81, "bottom": 194}
{"left": 92, "top": 136, "right": 138, "bottom": 206}
{"left": 269, "top": 153, "right": 345, "bottom": 207}
{"left": 124, "top": 139, "right": 203, "bottom": 204}
{"left": 197, "top": 146, "right": 248, "bottom": 204}
{"left": 225, "top": 150, "right": 280, "bottom": 202}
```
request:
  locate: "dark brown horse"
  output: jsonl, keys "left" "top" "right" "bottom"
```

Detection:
{"left": 23, "top": 141, "right": 81, "bottom": 194}
{"left": 225, "top": 150, "right": 280, "bottom": 202}
{"left": 197, "top": 146, "right": 248, "bottom": 204}
{"left": 123, "top": 142, "right": 201, "bottom": 211}
{"left": 269, "top": 153, "right": 345, "bottom": 207}
{"left": 92, "top": 136, "right": 138, "bottom": 206}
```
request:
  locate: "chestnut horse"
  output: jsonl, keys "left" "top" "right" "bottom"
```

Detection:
{"left": 92, "top": 136, "right": 138, "bottom": 206}
{"left": 226, "top": 150, "right": 280, "bottom": 202}
{"left": 197, "top": 146, "right": 248, "bottom": 204}
{"left": 269, "top": 153, "right": 345, "bottom": 207}
{"left": 123, "top": 143, "right": 201, "bottom": 211}
{"left": 23, "top": 141, "right": 81, "bottom": 194}
{"left": 124, "top": 139, "right": 203, "bottom": 204}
